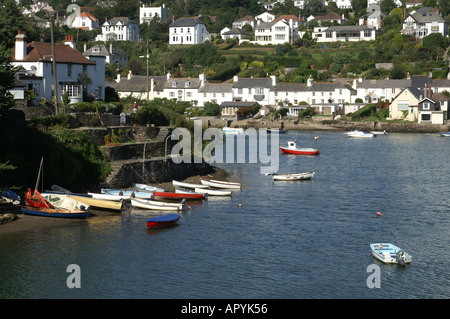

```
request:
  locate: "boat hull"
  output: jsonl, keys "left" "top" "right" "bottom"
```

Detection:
{"left": 370, "top": 243, "right": 412, "bottom": 265}
{"left": 200, "top": 179, "right": 241, "bottom": 189}
{"left": 280, "top": 146, "right": 320, "bottom": 155}
{"left": 131, "top": 198, "right": 184, "bottom": 211}
{"left": 273, "top": 172, "right": 315, "bottom": 181}
{"left": 152, "top": 191, "right": 205, "bottom": 200}
{"left": 194, "top": 187, "right": 232, "bottom": 196}
{"left": 67, "top": 195, "right": 124, "bottom": 212}
{"left": 172, "top": 180, "right": 208, "bottom": 189}
{"left": 22, "top": 206, "right": 89, "bottom": 219}
{"left": 146, "top": 214, "right": 181, "bottom": 228}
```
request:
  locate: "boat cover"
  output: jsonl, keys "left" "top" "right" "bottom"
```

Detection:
{"left": 146, "top": 214, "right": 180, "bottom": 223}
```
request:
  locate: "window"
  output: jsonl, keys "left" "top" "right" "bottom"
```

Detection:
{"left": 67, "top": 64, "right": 72, "bottom": 77}
{"left": 398, "top": 101, "right": 409, "bottom": 111}
{"left": 185, "top": 81, "right": 190, "bottom": 88}
{"left": 421, "top": 113, "right": 431, "bottom": 121}
{"left": 61, "top": 84, "right": 82, "bottom": 98}
{"left": 423, "top": 102, "right": 430, "bottom": 110}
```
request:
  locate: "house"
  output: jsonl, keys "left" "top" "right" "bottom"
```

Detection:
{"left": 69, "top": 11, "right": 99, "bottom": 30}
{"left": 312, "top": 25, "right": 377, "bottom": 42}
{"left": 256, "top": 12, "right": 276, "bottom": 23}
{"left": 253, "top": 19, "right": 294, "bottom": 45}
{"left": 232, "top": 76, "right": 272, "bottom": 106}
{"left": 328, "top": 0, "right": 352, "bottom": 9}
{"left": 114, "top": 72, "right": 166, "bottom": 100}
{"left": 310, "top": 12, "right": 346, "bottom": 26}
{"left": 402, "top": 7, "right": 448, "bottom": 38}
{"left": 82, "top": 43, "right": 128, "bottom": 68}
{"left": 169, "top": 17, "right": 210, "bottom": 45}
{"left": 221, "top": 28, "right": 252, "bottom": 43}
{"left": 417, "top": 92, "right": 450, "bottom": 124}
{"left": 232, "top": 15, "right": 256, "bottom": 29}
{"left": 405, "top": 0, "right": 425, "bottom": 8}
{"left": 139, "top": 3, "right": 170, "bottom": 24}
{"left": 198, "top": 83, "right": 233, "bottom": 107}
{"left": 95, "top": 17, "right": 140, "bottom": 42}
{"left": 359, "top": 6, "right": 385, "bottom": 30}
{"left": 351, "top": 77, "right": 412, "bottom": 103}
{"left": 12, "top": 32, "right": 105, "bottom": 104}
{"left": 389, "top": 87, "right": 423, "bottom": 121}
{"left": 163, "top": 73, "right": 207, "bottom": 103}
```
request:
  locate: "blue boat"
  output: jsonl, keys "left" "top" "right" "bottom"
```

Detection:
{"left": 1, "top": 190, "right": 21, "bottom": 205}
{"left": 370, "top": 243, "right": 412, "bottom": 265}
{"left": 22, "top": 206, "right": 89, "bottom": 219}
{"left": 146, "top": 214, "right": 181, "bottom": 228}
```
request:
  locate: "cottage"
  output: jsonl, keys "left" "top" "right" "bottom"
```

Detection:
{"left": 169, "top": 17, "right": 210, "bottom": 45}
{"left": 114, "top": 72, "right": 166, "bottom": 100}
{"left": 232, "top": 76, "right": 272, "bottom": 106}
{"left": 163, "top": 73, "right": 207, "bottom": 103}
{"left": 417, "top": 93, "right": 450, "bottom": 124}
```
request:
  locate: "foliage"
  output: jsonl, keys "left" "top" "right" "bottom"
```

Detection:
{"left": 202, "top": 102, "right": 221, "bottom": 116}
{"left": 0, "top": 43, "right": 16, "bottom": 116}
{"left": 298, "top": 107, "right": 315, "bottom": 119}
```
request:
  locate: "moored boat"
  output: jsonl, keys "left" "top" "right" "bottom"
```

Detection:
{"left": 267, "top": 128, "right": 287, "bottom": 134}
{"left": 67, "top": 195, "right": 124, "bottom": 212}
{"left": 87, "top": 192, "right": 130, "bottom": 202}
{"left": 146, "top": 214, "right": 181, "bottom": 228}
{"left": 222, "top": 127, "right": 244, "bottom": 135}
{"left": 200, "top": 178, "right": 242, "bottom": 189}
{"left": 42, "top": 193, "right": 90, "bottom": 212}
{"left": 272, "top": 171, "right": 315, "bottom": 181}
{"left": 194, "top": 187, "right": 232, "bottom": 196}
{"left": 438, "top": 132, "right": 450, "bottom": 137}
{"left": 133, "top": 183, "right": 166, "bottom": 192}
{"left": 1, "top": 190, "right": 21, "bottom": 205}
{"left": 131, "top": 198, "right": 185, "bottom": 211}
{"left": 172, "top": 180, "right": 208, "bottom": 189}
{"left": 370, "top": 243, "right": 412, "bottom": 265}
{"left": 279, "top": 139, "right": 320, "bottom": 155}
{"left": 152, "top": 191, "right": 206, "bottom": 200}
{"left": 345, "top": 130, "right": 375, "bottom": 138}
{"left": 370, "top": 130, "right": 388, "bottom": 135}
{"left": 102, "top": 188, "right": 154, "bottom": 199}
{"left": 22, "top": 206, "right": 90, "bottom": 218}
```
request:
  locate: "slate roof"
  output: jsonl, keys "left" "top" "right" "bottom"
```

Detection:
{"left": 199, "top": 83, "right": 233, "bottom": 93}
{"left": 104, "top": 17, "right": 137, "bottom": 26}
{"left": 82, "top": 44, "right": 127, "bottom": 58}
{"left": 222, "top": 28, "right": 251, "bottom": 36}
{"left": 356, "top": 79, "right": 411, "bottom": 89}
{"left": 169, "top": 17, "right": 206, "bottom": 27}
{"left": 232, "top": 78, "right": 272, "bottom": 89}
{"left": 115, "top": 75, "right": 166, "bottom": 92}
{"left": 408, "top": 7, "right": 446, "bottom": 23}
{"left": 164, "top": 78, "right": 202, "bottom": 89}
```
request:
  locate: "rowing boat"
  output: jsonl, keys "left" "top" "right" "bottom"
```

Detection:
{"left": 102, "top": 188, "right": 154, "bottom": 199}
{"left": 131, "top": 198, "right": 185, "bottom": 211}
{"left": 87, "top": 192, "right": 130, "bottom": 201}
{"left": 146, "top": 214, "right": 181, "bottom": 228}
{"left": 133, "top": 183, "right": 166, "bottom": 192}
{"left": 67, "top": 195, "right": 124, "bottom": 212}
{"left": 200, "top": 178, "right": 241, "bottom": 189}
{"left": 42, "top": 193, "right": 90, "bottom": 212}
{"left": 153, "top": 191, "right": 206, "bottom": 200}
{"left": 370, "top": 243, "right": 412, "bottom": 265}
{"left": 194, "top": 188, "right": 232, "bottom": 196}
{"left": 172, "top": 180, "right": 208, "bottom": 189}
{"left": 272, "top": 171, "right": 315, "bottom": 181}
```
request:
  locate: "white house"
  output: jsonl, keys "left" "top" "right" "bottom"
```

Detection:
{"left": 69, "top": 11, "right": 99, "bottom": 30}
{"left": 232, "top": 15, "right": 256, "bottom": 29}
{"left": 254, "top": 20, "right": 293, "bottom": 45}
{"left": 402, "top": 7, "right": 448, "bottom": 38}
{"left": 169, "top": 17, "right": 210, "bottom": 45}
{"left": 163, "top": 73, "right": 207, "bottom": 103}
{"left": 198, "top": 83, "right": 233, "bottom": 107}
{"left": 256, "top": 12, "right": 276, "bottom": 23}
{"left": 359, "top": 6, "right": 385, "bottom": 30}
{"left": 221, "top": 28, "right": 252, "bottom": 43}
{"left": 139, "top": 3, "right": 170, "bottom": 24}
{"left": 95, "top": 17, "right": 140, "bottom": 42}
{"left": 12, "top": 32, "right": 105, "bottom": 104}
{"left": 312, "top": 25, "right": 377, "bottom": 42}
{"left": 328, "top": 0, "right": 352, "bottom": 9}
{"left": 232, "top": 76, "right": 272, "bottom": 106}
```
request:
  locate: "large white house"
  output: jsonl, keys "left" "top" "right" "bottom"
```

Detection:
{"left": 95, "top": 17, "right": 140, "bottom": 42}
{"left": 169, "top": 17, "right": 210, "bottom": 45}
{"left": 139, "top": 3, "right": 170, "bottom": 24}
{"left": 312, "top": 25, "right": 377, "bottom": 42}
{"left": 12, "top": 32, "right": 105, "bottom": 104}
{"left": 402, "top": 7, "right": 448, "bottom": 38}
{"left": 69, "top": 11, "right": 99, "bottom": 30}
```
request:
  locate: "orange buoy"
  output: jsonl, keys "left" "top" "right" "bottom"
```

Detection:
{"left": 376, "top": 211, "right": 381, "bottom": 217}
{"left": 238, "top": 204, "right": 242, "bottom": 207}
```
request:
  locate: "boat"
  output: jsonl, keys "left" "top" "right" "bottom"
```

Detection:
{"left": 42, "top": 193, "right": 90, "bottom": 212}
{"left": 172, "top": 180, "right": 208, "bottom": 189}
{"left": 1, "top": 190, "right": 21, "bottom": 205}
{"left": 221, "top": 127, "right": 244, "bottom": 135}
{"left": 131, "top": 198, "right": 185, "bottom": 211}
{"left": 272, "top": 171, "right": 315, "bottom": 181}
{"left": 345, "top": 130, "right": 375, "bottom": 138}
{"left": 438, "top": 132, "right": 450, "bottom": 137}
{"left": 67, "top": 195, "right": 124, "bottom": 212}
{"left": 370, "top": 130, "right": 388, "bottom": 135}
{"left": 22, "top": 206, "right": 90, "bottom": 219}
{"left": 133, "top": 183, "right": 166, "bottom": 192}
{"left": 102, "top": 188, "right": 154, "bottom": 199}
{"left": 279, "top": 139, "right": 320, "bottom": 155}
{"left": 370, "top": 243, "right": 412, "bottom": 265}
{"left": 87, "top": 192, "right": 130, "bottom": 202}
{"left": 194, "top": 187, "right": 232, "bottom": 196}
{"left": 267, "top": 128, "right": 287, "bottom": 134}
{"left": 200, "top": 178, "right": 242, "bottom": 189}
{"left": 152, "top": 191, "right": 206, "bottom": 200}
{"left": 146, "top": 214, "right": 181, "bottom": 228}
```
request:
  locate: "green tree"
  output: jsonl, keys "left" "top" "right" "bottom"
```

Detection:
{"left": 0, "top": 43, "right": 16, "bottom": 117}
{"left": 202, "top": 102, "right": 221, "bottom": 116}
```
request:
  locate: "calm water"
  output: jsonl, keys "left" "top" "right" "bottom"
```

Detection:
{"left": 0, "top": 131, "right": 449, "bottom": 299}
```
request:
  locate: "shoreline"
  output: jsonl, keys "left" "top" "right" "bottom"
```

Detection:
{"left": 0, "top": 166, "right": 229, "bottom": 236}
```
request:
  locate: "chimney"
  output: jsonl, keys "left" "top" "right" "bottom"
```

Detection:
{"left": 128, "top": 70, "right": 132, "bottom": 80}
{"left": 65, "top": 34, "right": 76, "bottom": 49}
{"left": 199, "top": 73, "right": 206, "bottom": 87}
{"left": 424, "top": 84, "right": 427, "bottom": 98}
{"left": 116, "top": 73, "right": 121, "bottom": 83}
{"left": 233, "top": 75, "right": 239, "bottom": 83}
{"left": 270, "top": 75, "right": 277, "bottom": 86}
{"left": 307, "top": 74, "right": 313, "bottom": 87}
{"left": 110, "top": 42, "right": 113, "bottom": 54}
{"left": 15, "top": 30, "right": 27, "bottom": 61}
{"left": 83, "top": 42, "right": 87, "bottom": 52}
{"left": 167, "top": 72, "right": 171, "bottom": 80}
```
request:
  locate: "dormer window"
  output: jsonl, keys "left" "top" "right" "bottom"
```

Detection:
{"left": 185, "top": 81, "right": 190, "bottom": 88}
{"left": 172, "top": 81, "right": 178, "bottom": 87}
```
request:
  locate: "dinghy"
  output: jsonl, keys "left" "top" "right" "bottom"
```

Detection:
{"left": 67, "top": 195, "right": 124, "bottom": 212}
{"left": 370, "top": 243, "right": 412, "bottom": 265}
{"left": 102, "top": 188, "right": 154, "bottom": 199}
{"left": 345, "top": 130, "right": 375, "bottom": 138}
{"left": 172, "top": 180, "right": 208, "bottom": 189}
{"left": 1, "top": 190, "right": 21, "bottom": 205}
{"left": 152, "top": 191, "right": 206, "bottom": 200}
{"left": 133, "top": 183, "right": 166, "bottom": 192}
{"left": 87, "top": 192, "right": 130, "bottom": 201}
{"left": 272, "top": 171, "right": 315, "bottom": 181}
{"left": 42, "top": 193, "right": 90, "bottom": 212}
{"left": 146, "top": 214, "right": 181, "bottom": 228}
{"left": 200, "top": 178, "right": 241, "bottom": 189}
{"left": 131, "top": 198, "right": 185, "bottom": 211}
{"left": 194, "top": 187, "right": 232, "bottom": 196}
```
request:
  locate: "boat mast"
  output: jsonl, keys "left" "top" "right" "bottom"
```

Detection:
{"left": 34, "top": 156, "right": 44, "bottom": 192}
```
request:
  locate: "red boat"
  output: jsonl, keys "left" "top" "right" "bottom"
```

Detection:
{"left": 152, "top": 191, "right": 206, "bottom": 200}
{"left": 280, "top": 139, "right": 320, "bottom": 155}
{"left": 146, "top": 214, "right": 181, "bottom": 228}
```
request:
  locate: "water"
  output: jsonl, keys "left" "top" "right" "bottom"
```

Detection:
{"left": 0, "top": 131, "right": 449, "bottom": 299}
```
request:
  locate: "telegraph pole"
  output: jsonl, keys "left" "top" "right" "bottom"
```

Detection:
{"left": 50, "top": 13, "right": 58, "bottom": 114}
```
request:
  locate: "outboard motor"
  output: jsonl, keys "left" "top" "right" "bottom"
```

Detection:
{"left": 396, "top": 250, "right": 405, "bottom": 266}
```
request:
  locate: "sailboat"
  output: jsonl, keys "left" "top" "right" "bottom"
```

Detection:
{"left": 22, "top": 157, "right": 90, "bottom": 218}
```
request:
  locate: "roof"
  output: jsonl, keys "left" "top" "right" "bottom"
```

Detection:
{"left": 314, "top": 12, "right": 343, "bottom": 21}
{"left": 199, "top": 83, "right": 233, "bottom": 93}
{"left": 357, "top": 79, "right": 411, "bottom": 89}
{"left": 164, "top": 78, "right": 202, "bottom": 89}
{"left": 273, "top": 15, "right": 300, "bottom": 23}
{"left": 104, "top": 17, "right": 137, "bottom": 26}
{"left": 83, "top": 44, "right": 127, "bottom": 58}
{"left": 78, "top": 12, "right": 98, "bottom": 22}
{"left": 170, "top": 17, "right": 206, "bottom": 27}
{"left": 234, "top": 15, "right": 255, "bottom": 22}
{"left": 115, "top": 75, "right": 166, "bottom": 92}
{"left": 220, "top": 101, "right": 259, "bottom": 107}
{"left": 14, "top": 41, "right": 95, "bottom": 64}
{"left": 408, "top": 7, "right": 446, "bottom": 23}
{"left": 324, "top": 25, "right": 376, "bottom": 32}
{"left": 222, "top": 28, "right": 251, "bottom": 36}
{"left": 232, "top": 78, "right": 272, "bottom": 89}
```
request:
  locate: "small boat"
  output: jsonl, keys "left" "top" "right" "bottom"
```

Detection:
{"left": 194, "top": 187, "right": 232, "bottom": 196}
{"left": 42, "top": 193, "right": 90, "bottom": 212}
{"left": 200, "top": 178, "right": 242, "bottom": 189}
{"left": 279, "top": 139, "right": 320, "bottom": 155}
{"left": 370, "top": 243, "right": 412, "bottom": 265}
{"left": 131, "top": 198, "right": 185, "bottom": 211}
{"left": 102, "top": 188, "right": 154, "bottom": 199}
{"left": 267, "top": 128, "right": 287, "bottom": 134}
{"left": 1, "top": 190, "right": 21, "bottom": 205}
{"left": 221, "top": 127, "right": 244, "bottom": 135}
{"left": 172, "top": 180, "right": 208, "bottom": 189}
{"left": 133, "top": 183, "right": 166, "bottom": 192}
{"left": 48, "top": 185, "right": 92, "bottom": 198}
{"left": 146, "top": 214, "right": 181, "bottom": 228}
{"left": 370, "top": 130, "right": 388, "bottom": 135}
{"left": 272, "top": 171, "right": 315, "bottom": 181}
{"left": 67, "top": 195, "right": 124, "bottom": 212}
{"left": 438, "top": 132, "right": 450, "bottom": 137}
{"left": 345, "top": 130, "right": 375, "bottom": 138}
{"left": 22, "top": 206, "right": 90, "bottom": 219}
{"left": 152, "top": 191, "right": 206, "bottom": 200}
{"left": 87, "top": 192, "right": 130, "bottom": 202}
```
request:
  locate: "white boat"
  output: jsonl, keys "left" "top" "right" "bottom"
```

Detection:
{"left": 200, "top": 178, "right": 242, "bottom": 189}
{"left": 131, "top": 198, "right": 184, "bottom": 211}
{"left": 221, "top": 127, "right": 244, "bottom": 135}
{"left": 42, "top": 193, "right": 90, "bottom": 212}
{"left": 272, "top": 171, "right": 315, "bottom": 181}
{"left": 345, "top": 130, "right": 375, "bottom": 138}
{"left": 370, "top": 243, "right": 412, "bottom": 265}
{"left": 194, "top": 187, "right": 232, "bottom": 196}
{"left": 439, "top": 132, "right": 450, "bottom": 137}
{"left": 102, "top": 188, "right": 153, "bottom": 199}
{"left": 87, "top": 192, "right": 130, "bottom": 201}
{"left": 67, "top": 195, "right": 124, "bottom": 212}
{"left": 133, "top": 183, "right": 166, "bottom": 193}
{"left": 370, "top": 130, "right": 388, "bottom": 135}
{"left": 172, "top": 180, "right": 208, "bottom": 189}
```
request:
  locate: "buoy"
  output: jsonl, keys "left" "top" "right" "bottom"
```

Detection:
{"left": 238, "top": 204, "right": 242, "bottom": 207}
{"left": 376, "top": 211, "right": 381, "bottom": 217}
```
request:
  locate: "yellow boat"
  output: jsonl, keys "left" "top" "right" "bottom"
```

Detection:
{"left": 67, "top": 195, "right": 123, "bottom": 212}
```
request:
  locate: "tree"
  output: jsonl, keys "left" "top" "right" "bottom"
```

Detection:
{"left": 202, "top": 102, "right": 221, "bottom": 116}
{"left": 0, "top": 43, "right": 16, "bottom": 117}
